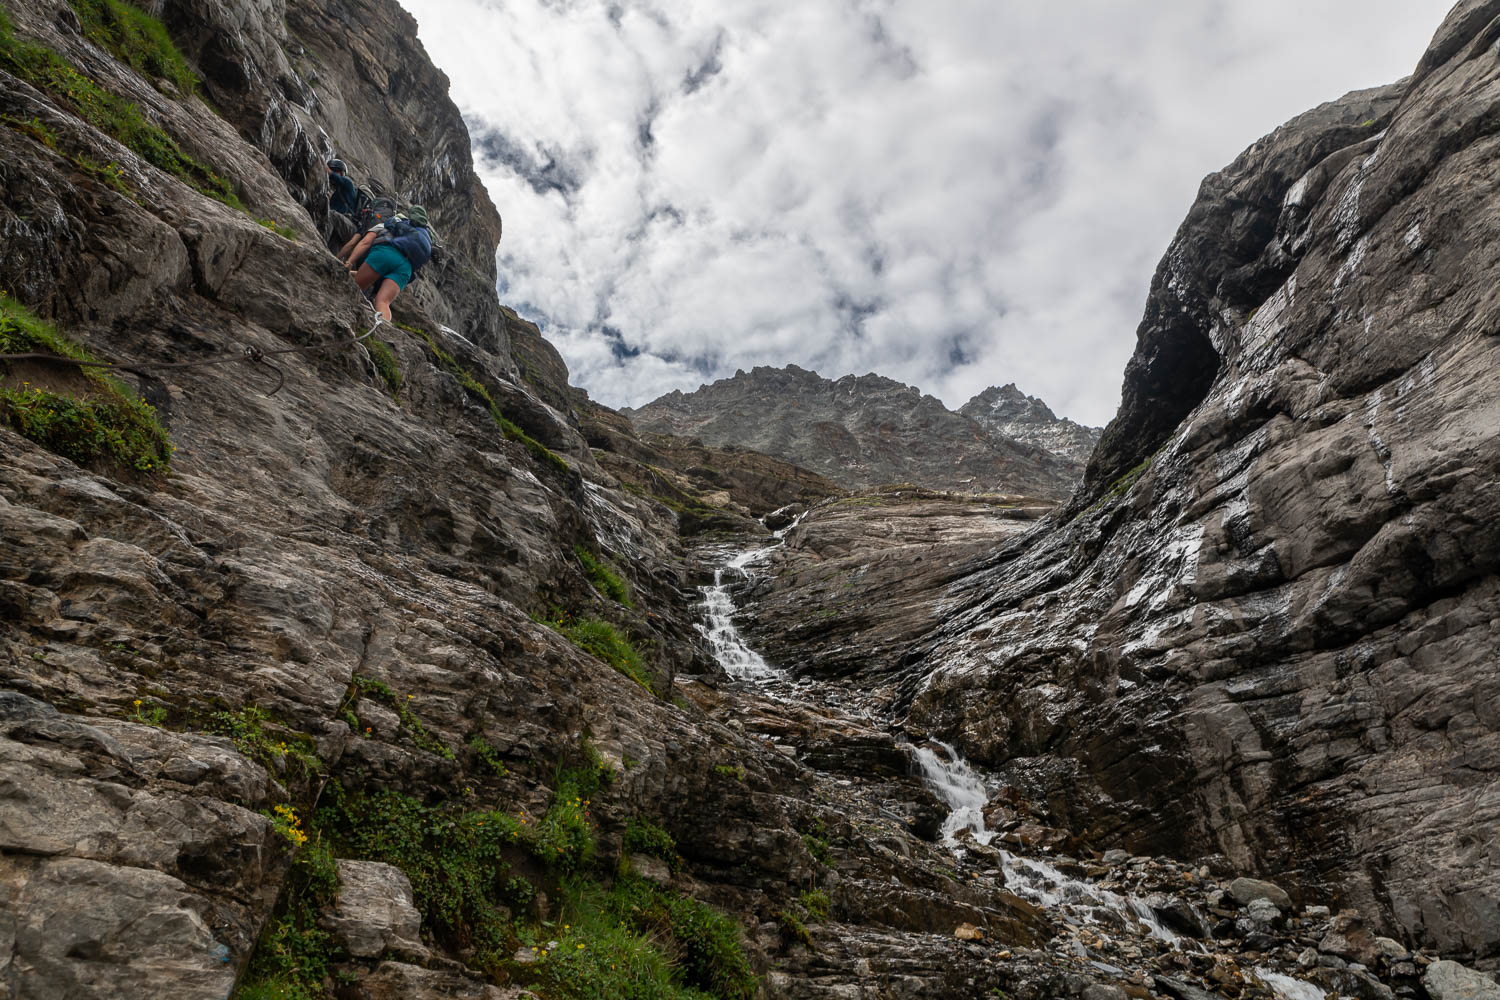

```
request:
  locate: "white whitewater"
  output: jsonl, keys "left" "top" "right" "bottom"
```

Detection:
{"left": 698, "top": 554, "right": 780, "bottom": 681}
{"left": 913, "top": 742, "right": 1197, "bottom": 949}
{"left": 1255, "top": 969, "right": 1329, "bottom": 1000}
{"left": 695, "top": 515, "right": 804, "bottom": 682}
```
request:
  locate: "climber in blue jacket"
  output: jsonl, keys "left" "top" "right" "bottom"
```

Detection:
{"left": 327, "top": 159, "right": 358, "bottom": 216}
{"left": 351, "top": 205, "right": 433, "bottom": 320}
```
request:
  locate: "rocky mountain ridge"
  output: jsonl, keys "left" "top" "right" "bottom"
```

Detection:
{"left": 959, "top": 382, "right": 1102, "bottom": 468}
{"left": 621, "top": 364, "right": 1084, "bottom": 498}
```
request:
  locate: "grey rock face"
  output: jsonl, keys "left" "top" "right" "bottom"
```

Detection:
{"left": 0, "top": 696, "right": 276, "bottom": 1000}
{"left": 898, "top": 0, "right": 1500, "bottom": 963}
{"left": 959, "top": 383, "right": 1102, "bottom": 468}
{"left": 1424, "top": 961, "right": 1500, "bottom": 1000}
{"left": 623, "top": 364, "right": 1080, "bottom": 497}
{"left": 737, "top": 487, "right": 1053, "bottom": 682}
{"left": 322, "top": 861, "right": 426, "bottom": 960}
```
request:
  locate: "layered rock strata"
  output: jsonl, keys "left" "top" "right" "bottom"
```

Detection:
{"left": 892, "top": 1, "right": 1500, "bottom": 965}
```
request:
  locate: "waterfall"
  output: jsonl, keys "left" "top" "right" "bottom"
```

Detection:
{"left": 695, "top": 515, "right": 805, "bottom": 683}
{"left": 698, "top": 561, "right": 780, "bottom": 681}
{"left": 912, "top": 743, "right": 996, "bottom": 847}
{"left": 912, "top": 741, "right": 1198, "bottom": 949}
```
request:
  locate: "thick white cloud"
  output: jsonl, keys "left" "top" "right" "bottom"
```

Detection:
{"left": 401, "top": 0, "right": 1453, "bottom": 425}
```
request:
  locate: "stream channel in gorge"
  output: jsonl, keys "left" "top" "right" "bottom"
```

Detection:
{"left": 692, "top": 520, "right": 1336, "bottom": 1000}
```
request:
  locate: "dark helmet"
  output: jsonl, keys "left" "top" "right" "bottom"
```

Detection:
{"left": 328, "top": 158, "right": 347, "bottom": 174}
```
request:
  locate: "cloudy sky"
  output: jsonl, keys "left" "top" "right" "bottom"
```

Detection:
{"left": 400, "top": 0, "right": 1452, "bottom": 426}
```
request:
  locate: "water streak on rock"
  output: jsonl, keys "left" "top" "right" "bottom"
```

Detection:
{"left": 913, "top": 742, "right": 1196, "bottom": 949}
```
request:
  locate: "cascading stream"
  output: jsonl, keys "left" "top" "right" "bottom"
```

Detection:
{"left": 694, "top": 527, "right": 1329, "bottom": 1000}
{"left": 1255, "top": 970, "right": 1330, "bottom": 1000}
{"left": 912, "top": 742, "right": 1195, "bottom": 950}
{"left": 694, "top": 515, "right": 804, "bottom": 683}
{"left": 697, "top": 527, "right": 1192, "bottom": 953}
{"left": 697, "top": 553, "right": 780, "bottom": 682}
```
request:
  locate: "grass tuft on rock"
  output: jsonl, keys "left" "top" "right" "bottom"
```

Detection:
{"left": 400, "top": 323, "right": 571, "bottom": 475}
{"left": 365, "top": 337, "right": 401, "bottom": 396}
{"left": 0, "top": 12, "right": 242, "bottom": 208}
{"left": 535, "top": 772, "right": 598, "bottom": 874}
{"left": 238, "top": 835, "right": 340, "bottom": 1000}
{"left": 206, "top": 704, "right": 322, "bottom": 781}
{"left": 541, "top": 611, "right": 652, "bottom": 692}
{"left": 67, "top": 0, "right": 198, "bottom": 95}
{"left": 602, "top": 875, "right": 758, "bottom": 1000}
{"left": 623, "top": 817, "right": 680, "bottom": 873}
{"left": 574, "top": 544, "right": 633, "bottom": 606}
{"left": 256, "top": 217, "right": 298, "bottom": 241}
{"left": 529, "top": 875, "right": 756, "bottom": 1000}
{"left": 345, "top": 674, "right": 454, "bottom": 759}
{"left": 0, "top": 294, "right": 172, "bottom": 474}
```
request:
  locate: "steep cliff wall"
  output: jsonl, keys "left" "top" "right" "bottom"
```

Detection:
{"left": 904, "top": 0, "right": 1500, "bottom": 963}
{"left": 0, "top": 3, "right": 1045, "bottom": 999}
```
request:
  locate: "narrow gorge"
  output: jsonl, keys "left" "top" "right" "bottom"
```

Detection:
{"left": 1, "top": 1, "right": 1498, "bottom": 1000}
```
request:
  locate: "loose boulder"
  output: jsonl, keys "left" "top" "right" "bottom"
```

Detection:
{"left": 1228, "top": 877, "right": 1292, "bottom": 912}
{"left": 1424, "top": 961, "right": 1500, "bottom": 1000}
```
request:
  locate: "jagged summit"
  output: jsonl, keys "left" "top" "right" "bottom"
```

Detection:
{"left": 623, "top": 364, "right": 1084, "bottom": 498}
{"left": 959, "top": 382, "right": 1102, "bottom": 468}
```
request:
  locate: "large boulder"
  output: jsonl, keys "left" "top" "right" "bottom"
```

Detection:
{"left": 320, "top": 860, "right": 426, "bottom": 960}
{"left": 1424, "top": 961, "right": 1500, "bottom": 1000}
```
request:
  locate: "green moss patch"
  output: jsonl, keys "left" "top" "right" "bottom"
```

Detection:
{"left": 0, "top": 294, "right": 171, "bottom": 474}
{"left": 0, "top": 12, "right": 241, "bottom": 208}
{"left": 67, "top": 0, "right": 197, "bottom": 95}
{"left": 365, "top": 337, "right": 401, "bottom": 396}
{"left": 1074, "top": 454, "right": 1156, "bottom": 522}
{"left": 574, "top": 544, "right": 632, "bottom": 606}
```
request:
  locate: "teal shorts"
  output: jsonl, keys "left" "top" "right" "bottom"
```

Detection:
{"left": 365, "top": 244, "right": 413, "bottom": 290}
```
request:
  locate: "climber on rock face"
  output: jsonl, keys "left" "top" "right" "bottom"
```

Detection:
{"left": 327, "top": 159, "right": 358, "bottom": 217}
{"left": 338, "top": 190, "right": 401, "bottom": 265}
{"left": 350, "top": 204, "right": 433, "bottom": 321}
{"left": 342, "top": 210, "right": 405, "bottom": 271}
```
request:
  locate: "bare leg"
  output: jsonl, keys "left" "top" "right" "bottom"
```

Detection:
{"left": 372, "top": 279, "right": 400, "bottom": 321}
{"left": 353, "top": 264, "right": 381, "bottom": 291}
